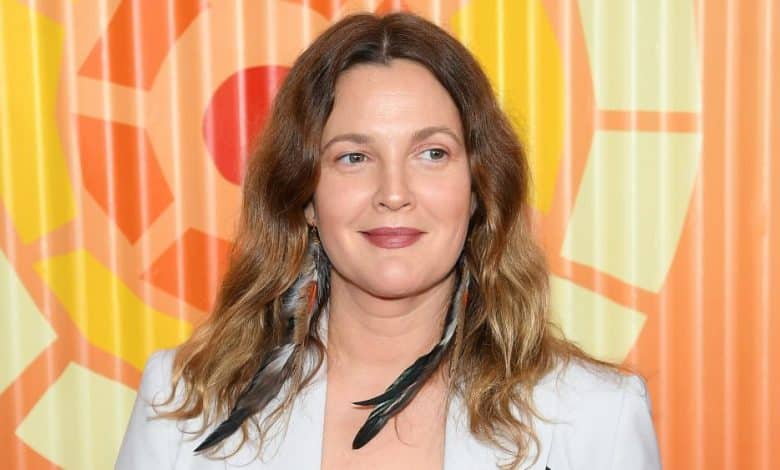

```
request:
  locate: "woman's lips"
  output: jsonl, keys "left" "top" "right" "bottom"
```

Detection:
{"left": 360, "top": 228, "right": 425, "bottom": 249}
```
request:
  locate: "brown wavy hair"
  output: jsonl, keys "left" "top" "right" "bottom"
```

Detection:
{"left": 156, "top": 10, "right": 635, "bottom": 469}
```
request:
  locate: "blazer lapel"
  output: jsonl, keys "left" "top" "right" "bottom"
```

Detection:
{"left": 443, "top": 393, "right": 497, "bottom": 469}
{"left": 266, "top": 368, "right": 328, "bottom": 469}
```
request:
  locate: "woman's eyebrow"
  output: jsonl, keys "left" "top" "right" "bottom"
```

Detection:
{"left": 320, "top": 125, "right": 463, "bottom": 152}
{"left": 411, "top": 126, "right": 463, "bottom": 146}
{"left": 320, "top": 133, "right": 372, "bottom": 153}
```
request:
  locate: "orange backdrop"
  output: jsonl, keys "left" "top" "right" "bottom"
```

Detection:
{"left": 0, "top": 0, "right": 778, "bottom": 469}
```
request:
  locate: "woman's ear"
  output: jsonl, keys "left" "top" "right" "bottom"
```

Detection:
{"left": 304, "top": 200, "right": 316, "bottom": 226}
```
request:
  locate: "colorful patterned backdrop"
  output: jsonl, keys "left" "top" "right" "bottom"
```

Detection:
{"left": 1, "top": 0, "right": 778, "bottom": 468}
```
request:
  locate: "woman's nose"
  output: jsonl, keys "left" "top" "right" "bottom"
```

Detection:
{"left": 372, "top": 159, "right": 414, "bottom": 211}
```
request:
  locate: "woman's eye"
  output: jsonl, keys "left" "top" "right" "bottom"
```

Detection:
{"left": 337, "top": 153, "right": 367, "bottom": 165}
{"left": 336, "top": 149, "right": 448, "bottom": 165}
{"left": 421, "top": 148, "right": 448, "bottom": 161}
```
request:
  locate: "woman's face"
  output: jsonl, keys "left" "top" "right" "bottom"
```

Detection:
{"left": 305, "top": 58, "right": 475, "bottom": 300}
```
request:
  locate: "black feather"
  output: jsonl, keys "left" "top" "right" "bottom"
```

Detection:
{"left": 193, "top": 231, "right": 327, "bottom": 454}
{"left": 193, "top": 408, "right": 253, "bottom": 452}
{"left": 351, "top": 255, "right": 470, "bottom": 449}
{"left": 351, "top": 349, "right": 438, "bottom": 407}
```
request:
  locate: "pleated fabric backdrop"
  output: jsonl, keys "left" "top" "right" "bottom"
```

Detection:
{"left": 0, "top": 0, "right": 777, "bottom": 468}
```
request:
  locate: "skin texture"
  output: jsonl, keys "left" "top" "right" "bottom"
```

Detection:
{"left": 304, "top": 59, "right": 475, "bottom": 469}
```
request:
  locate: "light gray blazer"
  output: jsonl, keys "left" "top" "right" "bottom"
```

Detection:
{"left": 115, "top": 346, "right": 661, "bottom": 470}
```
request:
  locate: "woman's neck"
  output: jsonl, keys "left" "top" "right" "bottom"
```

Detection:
{"left": 324, "top": 269, "right": 455, "bottom": 384}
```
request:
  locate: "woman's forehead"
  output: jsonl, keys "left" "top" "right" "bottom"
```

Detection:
{"left": 323, "top": 60, "right": 463, "bottom": 141}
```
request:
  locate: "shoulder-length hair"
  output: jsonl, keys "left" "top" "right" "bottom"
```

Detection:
{"left": 157, "top": 11, "right": 632, "bottom": 469}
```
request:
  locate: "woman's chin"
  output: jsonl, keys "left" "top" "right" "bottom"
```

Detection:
{"left": 362, "top": 275, "right": 441, "bottom": 300}
{"left": 373, "top": 289, "right": 420, "bottom": 301}
{"left": 331, "top": 264, "right": 451, "bottom": 300}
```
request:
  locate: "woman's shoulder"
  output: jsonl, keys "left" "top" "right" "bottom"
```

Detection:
{"left": 139, "top": 348, "right": 177, "bottom": 386}
{"left": 132, "top": 348, "right": 181, "bottom": 409}
{"left": 115, "top": 348, "right": 189, "bottom": 469}
{"left": 533, "top": 356, "right": 653, "bottom": 425}
{"left": 135, "top": 347, "right": 205, "bottom": 428}
{"left": 117, "top": 347, "right": 239, "bottom": 469}
{"left": 532, "top": 358, "right": 661, "bottom": 468}
{"left": 536, "top": 357, "right": 649, "bottom": 402}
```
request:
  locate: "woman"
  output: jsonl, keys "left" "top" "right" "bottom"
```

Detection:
{"left": 116, "top": 11, "right": 661, "bottom": 470}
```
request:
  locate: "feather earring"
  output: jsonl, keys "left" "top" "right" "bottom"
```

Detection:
{"left": 350, "top": 253, "right": 470, "bottom": 449}
{"left": 194, "top": 225, "right": 330, "bottom": 453}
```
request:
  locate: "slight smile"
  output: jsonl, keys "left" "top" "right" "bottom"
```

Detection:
{"left": 359, "top": 227, "right": 426, "bottom": 249}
